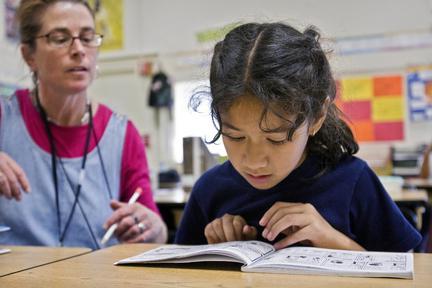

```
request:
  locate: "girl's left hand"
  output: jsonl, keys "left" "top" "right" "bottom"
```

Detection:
{"left": 259, "top": 202, "right": 364, "bottom": 250}
{"left": 104, "top": 200, "right": 168, "bottom": 244}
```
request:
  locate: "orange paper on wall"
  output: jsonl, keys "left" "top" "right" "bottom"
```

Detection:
{"left": 373, "top": 75, "right": 403, "bottom": 96}
{"left": 350, "top": 121, "right": 374, "bottom": 142}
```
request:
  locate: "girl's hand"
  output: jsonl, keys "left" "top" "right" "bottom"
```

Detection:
{"left": 204, "top": 213, "right": 257, "bottom": 244}
{"left": 0, "top": 152, "right": 30, "bottom": 201}
{"left": 104, "top": 200, "right": 168, "bottom": 244}
{"left": 260, "top": 202, "right": 364, "bottom": 250}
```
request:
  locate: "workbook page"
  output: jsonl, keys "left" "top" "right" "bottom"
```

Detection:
{"left": 243, "top": 246, "right": 413, "bottom": 278}
{"left": 116, "top": 241, "right": 274, "bottom": 265}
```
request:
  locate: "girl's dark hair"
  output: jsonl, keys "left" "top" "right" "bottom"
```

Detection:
{"left": 192, "top": 22, "right": 358, "bottom": 172}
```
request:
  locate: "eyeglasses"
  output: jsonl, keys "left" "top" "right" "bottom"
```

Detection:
{"left": 35, "top": 30, "right": 103, "bottom": 48}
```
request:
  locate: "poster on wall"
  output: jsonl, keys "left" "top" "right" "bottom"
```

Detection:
{"left": 88, "top": 0, "right": 124, "bottom": 51}
{"left": 336, "top": 75, "right": 405, "bottom": 142}
{"left": 407, "top": 68, "right": 432, "bottom": 122}
{"left": 4, "top": 0, "right": 19, "bottom": 42}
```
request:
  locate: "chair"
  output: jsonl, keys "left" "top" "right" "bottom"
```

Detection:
{"left": 397, "top": 200, "right": 431, "bottom": 252}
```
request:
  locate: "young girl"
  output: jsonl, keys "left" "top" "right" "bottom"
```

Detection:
{"left": 175, "top": 22, "right": 421, "bottom": 252}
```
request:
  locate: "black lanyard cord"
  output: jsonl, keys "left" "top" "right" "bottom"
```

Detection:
{"left": 34, "top": 90, "right": 61, "bottom": 242}
{"left": 59, "top": 159, "right": 100, "bottom": 249}
{"left": 59, "top": 103, "right": 94, "bottom": 245}
{"left": 34, "top": 90, "right": 94, "bottom": 247}
{"left": 92, "top": 127, "right": 113, "bottom": 199}
{"left": 58, "top": 104, "right": 100, "bottom": 249}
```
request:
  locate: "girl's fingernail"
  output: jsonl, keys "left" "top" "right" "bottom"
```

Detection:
{"left": 267, "top": 232, "right": 273, "bottom": 240}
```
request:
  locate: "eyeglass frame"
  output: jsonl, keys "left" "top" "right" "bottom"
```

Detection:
{"left": 34, "top": 29, "right": 104, "bottom": 48}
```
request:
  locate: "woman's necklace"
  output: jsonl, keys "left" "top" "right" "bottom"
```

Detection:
{"left": 31, "top": 91, "right": 90, "bottom": 125}
{"left": 46, "top": 105, "right": 90, "bottom": 125}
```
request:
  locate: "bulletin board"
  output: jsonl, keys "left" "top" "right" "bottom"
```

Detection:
{"left": 407, "top": 68, "right": 432, "bottom": 122}
{"left": 336, "top": 75, "right": 404, "bottom": 142}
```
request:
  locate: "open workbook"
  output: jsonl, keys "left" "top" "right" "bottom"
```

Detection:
{"left": 115, "top": 240, "right": 413, "bottom": 279}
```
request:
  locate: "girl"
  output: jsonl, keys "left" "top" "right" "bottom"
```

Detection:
{"left": 175, "top": 22, "right": 421, "bottom": 252}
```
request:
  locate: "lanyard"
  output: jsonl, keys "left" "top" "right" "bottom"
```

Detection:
{"left": 34, "top": 90, "right": 95, "bottom": 247}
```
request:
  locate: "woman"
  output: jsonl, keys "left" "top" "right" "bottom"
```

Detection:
{"left": 0, "top": 0, "right": 167, "bottom": 249}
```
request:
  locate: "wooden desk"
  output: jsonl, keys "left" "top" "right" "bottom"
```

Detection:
{"left": 404, "top": 178, "right": 432, "bottom": 192}
{"left": 154, "top": 187, "right": 189, "bottom": 209}
{"left": 0, "top": 245, "right": 90, "bottom": 277}
{"left": 392, "top": 189, "right": 429, "bottom": 202}
{"left": 154, "top": 188, "right": 430, "bottom": 207}
{"left": 2, "top": 244, "right": 432, "bottom": 287}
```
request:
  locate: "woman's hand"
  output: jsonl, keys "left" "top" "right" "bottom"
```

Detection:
{"left": 204, "top": 213, "right": 257, "bottom": 244}
{"left": 0, "top": 152, "right": 30, "bottom": 201}
{"left": 260, "top": 202, "right": 364, "bottom": 250}
{"left": 104, "top": 200, "right": 168, "bottom": 244}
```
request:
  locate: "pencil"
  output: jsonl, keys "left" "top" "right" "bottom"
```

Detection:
{"left": 101, "top": 188, "right": 142, "bottom": 245}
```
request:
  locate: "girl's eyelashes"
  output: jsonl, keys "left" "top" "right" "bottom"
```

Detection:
{"left": 222, "top": 131, "right": 289, "bottom": 145}
{"left": 267, "top": 138, "right": 289, "bottom": 145}
{"left": 221, "top": 132, "right": 245, "bottom": 141}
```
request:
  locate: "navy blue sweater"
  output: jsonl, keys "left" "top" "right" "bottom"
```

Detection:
{"left": 175, "top": 155, "right": 421, "bottom": 252}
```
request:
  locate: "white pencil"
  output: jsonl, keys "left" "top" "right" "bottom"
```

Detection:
{"left": 101, "top": 188, "right": 142, "bottom": 245}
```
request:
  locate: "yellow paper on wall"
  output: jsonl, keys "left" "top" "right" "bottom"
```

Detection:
{"left": 88, "top": 0, "right": 124, "bottom": 51}
{"left": 372, "top": 97, "right": 404, "bottom": 122}
{"left": 341, "top": 77, "right": 373, "bottom": 101}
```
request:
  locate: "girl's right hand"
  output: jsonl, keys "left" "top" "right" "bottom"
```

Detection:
{"left": 204, "top": 213, "right": 257, "bottom": 244}
{"left": 0, "top": 152, "right": 30, "bottom": 201}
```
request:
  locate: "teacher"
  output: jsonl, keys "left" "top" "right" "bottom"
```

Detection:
{"left": 0, "top": 0, "right": 167, "bottom": 249}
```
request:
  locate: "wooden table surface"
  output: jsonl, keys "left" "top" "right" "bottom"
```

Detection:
{"left": 2, "top": 244, "right": 432, "bottom": 288}
{"left": 404, "top": 178, "right": 432, "bottom": 191}
{"left": 154, "top": 187, "right": 429, "bottom": 206}
{"left": 392, "top": 189, "right": 428, "bottom": 202}
{"left": 154, "top": 187, "right": 189, "bottom": 208}
{"left": 0, "top": 245, "right": 91, "bottom": 277}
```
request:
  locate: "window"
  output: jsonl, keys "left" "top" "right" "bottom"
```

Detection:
{"left": 173, "top": 80, "right": 226, "bottom": 163}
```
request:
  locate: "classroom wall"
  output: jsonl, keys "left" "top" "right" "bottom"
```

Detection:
{"left": 122, "top": 0, "right": 432, "bottom": 54}
{"left": 1, "top": 0, "right": 432, "bottom": 173}
{"left": 0, "top": 4, "right": 25, "bottom": 87}
{"left": 95, "top": 0, "right": 432, "bottom": 171}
